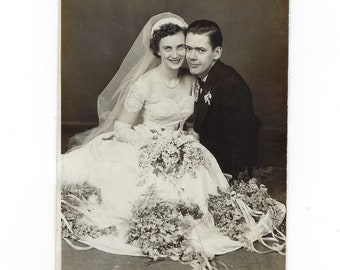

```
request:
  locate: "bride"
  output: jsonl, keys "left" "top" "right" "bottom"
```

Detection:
{"left": 60, "top": 12, "right": 285, "bottom": 269}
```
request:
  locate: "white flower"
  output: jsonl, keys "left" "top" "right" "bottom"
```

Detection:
{"left": 204, "top": 91, "right": 212, "bottom": 105}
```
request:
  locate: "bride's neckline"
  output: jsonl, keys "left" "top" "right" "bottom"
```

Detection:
{"left": 162, "top": 75, "right": 181, "bottom": 89}
{"left": 155, "top": 66, "right": 182, "bottom": 89}
{"left": 150, "top": 93, "right": 193, "bottom": 104}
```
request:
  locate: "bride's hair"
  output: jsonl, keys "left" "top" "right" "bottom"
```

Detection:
{"left": 149, "top": 23, "right": 186, "bottom": 57}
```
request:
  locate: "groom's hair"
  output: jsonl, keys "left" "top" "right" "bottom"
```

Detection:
{"left": 186, "top": 20, "right": 223, "bottom": 49}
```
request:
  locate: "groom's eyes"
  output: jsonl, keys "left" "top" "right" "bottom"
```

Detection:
{"left": 196, "top": 48, "right": 206, "bottom": 53}
{"left": 185, "top": 46, "right": 206, "bottom": 54}
{"left": 185, "top": 45, "right": 193, "bottom": 52}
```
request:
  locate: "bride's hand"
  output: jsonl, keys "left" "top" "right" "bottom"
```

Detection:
{"left": 112, "top": 120, "right": 147, "bottom": 147}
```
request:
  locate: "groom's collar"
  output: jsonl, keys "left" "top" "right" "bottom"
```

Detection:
{"left": 198, "top": 60, "right": 222, "bottom": 84}
{"left": 201, "top": 74, "right": 208, "bottom": 83}
{"left": 204, "top": 60, "right": 223, "bottom": 87}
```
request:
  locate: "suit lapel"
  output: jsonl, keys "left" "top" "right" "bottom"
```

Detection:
{"left": 194, "top": 61, "right": 224, "bottom": 132}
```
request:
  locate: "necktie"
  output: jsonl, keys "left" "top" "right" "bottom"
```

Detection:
{"left": 196, "top": 78, "right": 205, "bottom": 95}
{"left": 199, "top": 78, "right": 205, "bottom": 88}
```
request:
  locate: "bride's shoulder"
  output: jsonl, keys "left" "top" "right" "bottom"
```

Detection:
{"left": 136, "top": 69, "right": 157, "bottom": 87}
{"left": 131, "top": 71, "right": 153, "bottom": 90}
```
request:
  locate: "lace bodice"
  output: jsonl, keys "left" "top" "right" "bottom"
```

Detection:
{"left": 124, "top": 79, "right": 194, "bottom": 130}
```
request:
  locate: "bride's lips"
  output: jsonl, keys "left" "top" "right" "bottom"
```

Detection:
{"left": 168, "top": 58, "right": 182, "bottom": 64}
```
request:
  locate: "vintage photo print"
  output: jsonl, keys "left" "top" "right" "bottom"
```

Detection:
{"left": 58, "top": 1, "right": 288, "bottom": 269}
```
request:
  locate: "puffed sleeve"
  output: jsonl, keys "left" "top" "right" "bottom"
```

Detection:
{"left": 124, "top": 80, "right": 150, "bottom": 112}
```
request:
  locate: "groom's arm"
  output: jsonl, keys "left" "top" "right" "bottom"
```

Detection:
{"left": 219, "top": 73, "right": 261, "bottom": 175}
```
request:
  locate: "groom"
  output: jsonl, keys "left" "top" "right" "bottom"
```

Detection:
{"left": 185, "top": 20, "right": 261, "bottom": 179}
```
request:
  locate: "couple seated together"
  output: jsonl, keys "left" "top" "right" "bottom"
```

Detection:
{"left": 61, "top": 12, "right": 285, "bottom": 270}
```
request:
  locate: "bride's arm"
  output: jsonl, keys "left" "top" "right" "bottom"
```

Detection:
{"left": 117, "top": 108, "right": 139, "bottom": 124}
{"left": 112, "top": 109, "right": 145, "bottom": 146}
{"left": 110, "top": 80, "right": 149, "bottom": 146}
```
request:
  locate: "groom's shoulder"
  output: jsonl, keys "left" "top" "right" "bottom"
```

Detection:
{"left": 217, "top": 61, "right": 239, "bottom": 76}
{"left": 216, "top": 62, "right": 247, "bottom": 83}
{"left": 211, "top": 62, "right": 250, "bottom": 96}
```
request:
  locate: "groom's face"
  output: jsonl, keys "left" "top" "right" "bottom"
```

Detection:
{"left": 185, "top": 33, "right": 219, "bottom": 79}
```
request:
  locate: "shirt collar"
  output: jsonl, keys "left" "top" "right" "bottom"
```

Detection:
{"left": 201, "top": 74, "right": 208, "bottom": 82}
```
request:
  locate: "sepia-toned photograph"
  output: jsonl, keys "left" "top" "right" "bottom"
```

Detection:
{"left": 59, "top": 1, "right": 288, "bottom": 269}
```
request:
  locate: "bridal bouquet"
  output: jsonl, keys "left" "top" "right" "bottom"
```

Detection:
{"left": 127, "top": 192, "right": 203, "bottom": 263}
{"left": 61, "top": 182, "right": 116, "bottom": 240}
{"left": 230, "top": 178, "right": 283, "bottom": 216}
{"left": 208, "top": 178, "right": 285, "bottom": 248}
{"left": 138, "top": 131, "right": 206, "bottom": 180}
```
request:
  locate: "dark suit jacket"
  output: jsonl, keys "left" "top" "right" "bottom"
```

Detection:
{"left": 193, "top": 60, "right": 261, "bottom": 177}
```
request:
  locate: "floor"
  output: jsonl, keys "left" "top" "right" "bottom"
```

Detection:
{"left": 62, "top": 241, "right": 285, "bottom": 270}
{"left": 60, "top": 124, "right": 287, "bottom": 270}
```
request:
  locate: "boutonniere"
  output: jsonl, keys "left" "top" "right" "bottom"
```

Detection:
{"left": 204, "top": 91, "right": 212, "bottom": 105}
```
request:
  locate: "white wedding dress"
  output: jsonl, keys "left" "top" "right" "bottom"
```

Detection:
{"left": 61, "top": 79, "right": 285, "bottom": 261}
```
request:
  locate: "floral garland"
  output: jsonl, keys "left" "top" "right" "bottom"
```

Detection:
{"left": 127, "top": 192, "right": 204, "bottom": 263}
{"left": 208, "top": 178, "right": 285, "bottom": 248}
{"left": 61, "top": 182, "right": 116, "bottom": 240}
{"left": 138, "top": 131, "right": 206, "bottom": 181}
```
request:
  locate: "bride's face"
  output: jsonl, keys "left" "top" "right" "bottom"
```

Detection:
{"left": 158, "top": 32, "right": 186, "bottom": 70}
